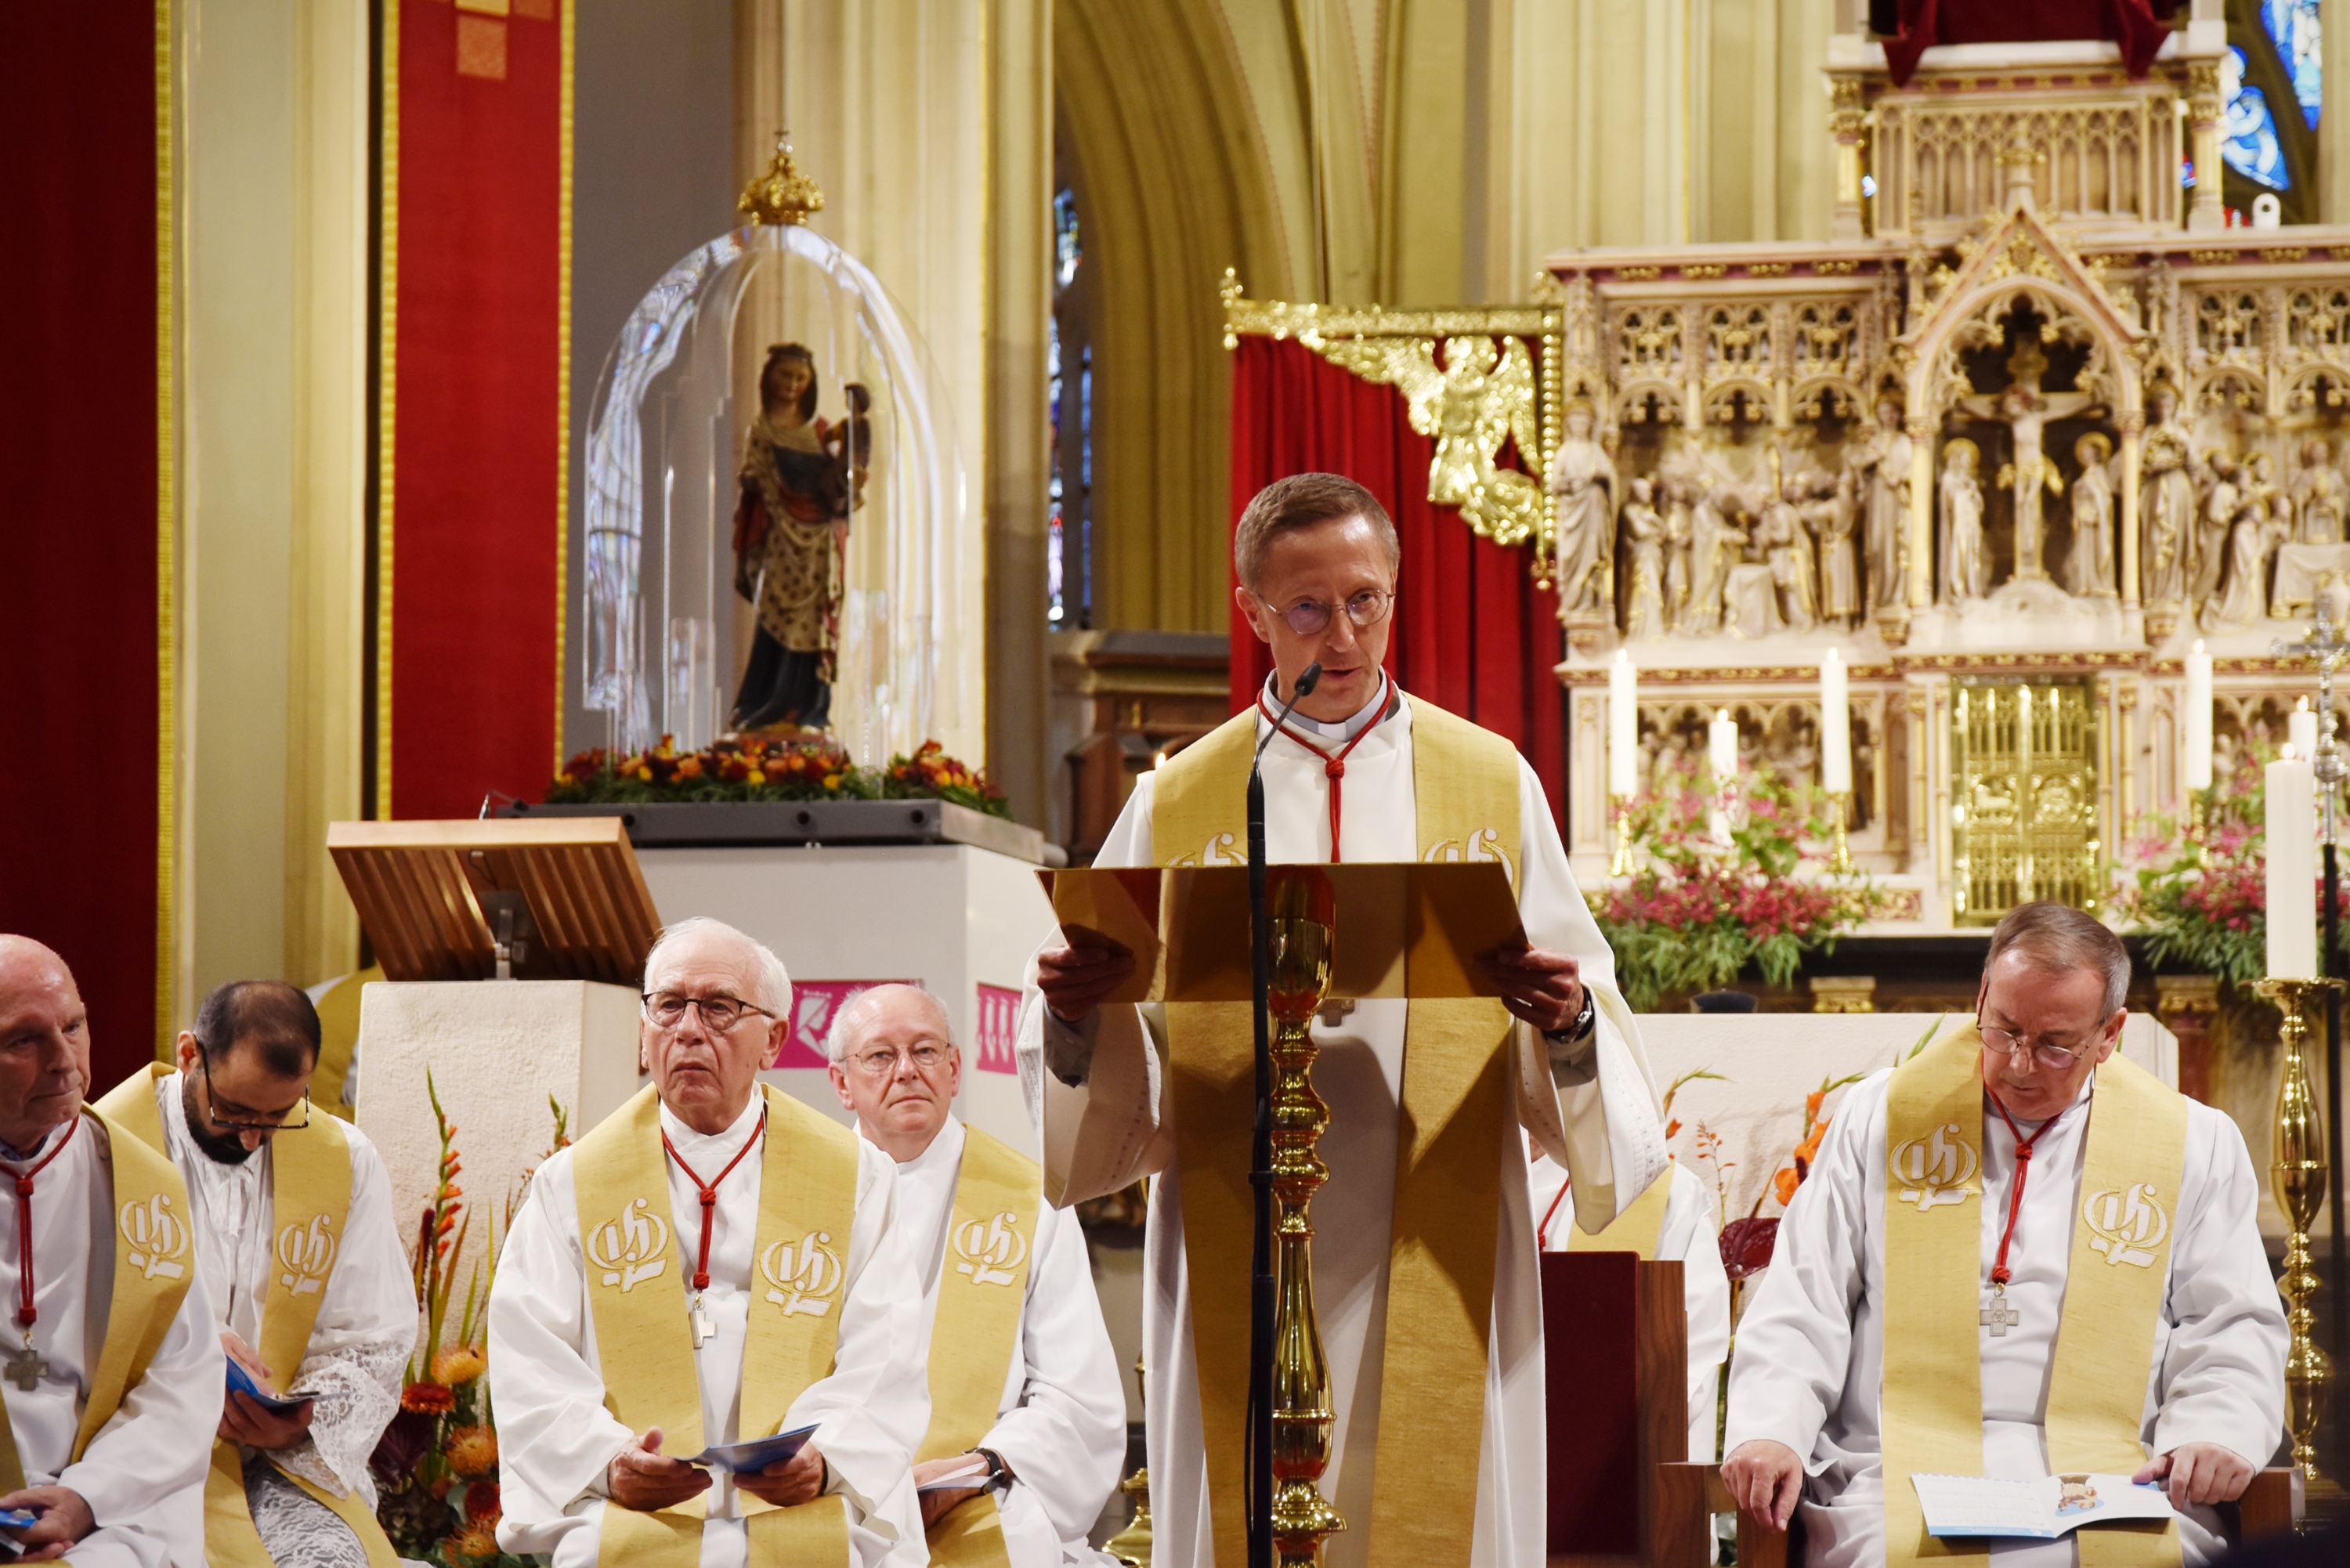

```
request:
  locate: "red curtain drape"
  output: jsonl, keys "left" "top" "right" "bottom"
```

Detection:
{"left": 0, "top": 5, "right": 166, "bottom": 1086}
{"left": 1882, "top": 0, "right": 2174, "bottom": 86}
{"left": 1227, "top": 336, "right": 1566, "bottom": 829}
{"left": 385, "top": 0, "right": 569, "bottom": 821}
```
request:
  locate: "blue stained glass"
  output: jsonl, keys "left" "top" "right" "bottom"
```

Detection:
{"left": 2222, "top": 47, "right": 2291, "bottom": 191}
{"left": 2263, "top": 0, "right": 2323, "bottom": 129}
{"left": 1053, "top": 188, "right": 1083, "bottom": 291}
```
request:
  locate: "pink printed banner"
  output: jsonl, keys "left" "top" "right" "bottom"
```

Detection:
{"left": 973, "top": 985, "right": 1021, "bottom": 1075}
{"left": 778, "top": 980, "right": 916, "bottom": 1070}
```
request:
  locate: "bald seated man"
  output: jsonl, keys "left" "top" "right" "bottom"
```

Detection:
{"left": 0, "top": 937, "right": 222, "bottom": 1566}
{"left": 490, "top": 917, "right": 932, "bottom": 1568}
{"left": 827, "top": 985, "right": 1125, "bottom": 1568}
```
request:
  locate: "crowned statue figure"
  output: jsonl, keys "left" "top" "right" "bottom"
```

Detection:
{"left": 730, "top": 342, "right": 873, "bottom": 733}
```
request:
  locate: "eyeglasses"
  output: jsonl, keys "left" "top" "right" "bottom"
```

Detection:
{"left": 1977, "top": 1021, "right": 2095, "bottom": 1073}
{"left": 199, "top": 1057, "right": 311, "bottom": 1133}
{"left": 1261, "top": 587, "right": 1394, "bottom": 638}
{"left": 848, "top": 1042, "right": 953, "bottom": 1077}
{"left": 641, "top": 992, "right": 776, "bottom": 1033}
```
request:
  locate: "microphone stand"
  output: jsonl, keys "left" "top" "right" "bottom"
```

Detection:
{"left": 1246, "top": 660, "right": 1320, "bottom": 1568}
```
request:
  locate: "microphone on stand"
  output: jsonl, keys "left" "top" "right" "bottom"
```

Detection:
{"left": 1244, "top": 660, "right": 1319, "bottom": 1568}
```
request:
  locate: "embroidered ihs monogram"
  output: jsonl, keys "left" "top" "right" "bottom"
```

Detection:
{"left": 121, "top": 1194, "right": 190, "bottom": 1281}
{"left": 760, "top": 1232, "right": 844, "bottom": 1317}
{"left": 1893, "top": 1122, "right": 1979, "bottom": 1210}
{"left": 952, "top": 1211, "right": 1029, "bottom": 1287}
{"left": 588, "top": 1198, "right": 671, "bottom": 1292}
{"left": 276, "top": 1213, "right": 338, "bottom": 1296}
{"left": 2083, "top": 1183, "right": 2170, "bottom": 1267}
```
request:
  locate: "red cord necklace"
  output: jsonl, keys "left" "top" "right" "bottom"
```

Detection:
{"left": 1536, "top": 1171, "right": 1571, "bottom": 1250}
{"left": 1256, "top": 679, "right": 1390, "bottom": 862}
{"left": 1978, "top": 1087, "right": 2079, "bottom": 1337}
{"left": 661, "top": 1102, "right": 766, "bottom": 1346}
{"left": 2, "top": 1118, "right": 79, "bottom": 1389}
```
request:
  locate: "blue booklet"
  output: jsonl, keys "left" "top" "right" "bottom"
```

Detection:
{"left": 1911, "top": 1473, "right": 2175, "bottom": 1538}
{"left": 0, "top": 1509, "right": 35, "bottom": 1530}
{"left": 687, "top": 1422, "right": 821, "bottom": 1476}
{"left": 226, "top": 1358, "right": 318, "bottom": 1414}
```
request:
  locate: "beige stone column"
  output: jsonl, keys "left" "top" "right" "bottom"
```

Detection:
{"left": 2326, "top": 0, "right": 2350, "bottom": 222}
{"left": 2118, "top": 411, "right": 2145, "bottom": 607}
{"left": 2188, "top": 59, "right": 2225, "bottom": 233}
{"left": 1907, "top": 413, "right": 1936, "bottom": 609}
{"left": 1828, "top": 74, "right": 1867, "bottom": 240}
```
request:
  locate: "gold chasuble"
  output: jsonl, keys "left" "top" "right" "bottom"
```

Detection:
{"left": 95, "top": 1065, "right": 396, "bottom": 1568}
{"left": 1152, "top": 694, "right": 1523, "bottom": 1568}
{"left": 914, "top": 1126, "right": 1043, "bottom": 1568}
{"left": 569, "top": 1084, "right": 858, "bottom": 1568}
{"left": 1566, "top": 1166, "right": 1675, "bottom": 1257}
{"left": 0, "top": 1106, "right": 196, "bottom": 1501}
{"left": 1879, "top": 1026, "right": 2189, "bottom": 1568}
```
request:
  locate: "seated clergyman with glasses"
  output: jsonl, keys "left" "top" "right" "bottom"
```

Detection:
{"left": 1719, "top": 902, "right": 2287, "bottom": 1567}
{"left": 824, "top": 985, "right": 1125, "bottom": 1568}
{"left": 98, "top": 979, "right": 418, "bottom": 1568}
{"left": 490, "top": 917, "right": 931, "bottom": 1568}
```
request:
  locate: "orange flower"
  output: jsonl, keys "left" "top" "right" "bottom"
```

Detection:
{"left": 443, "top": 1521, "right": 502, "bottom": 1565}
{"left": 431, "top": 1345, "right": 487, "bottom": 1386}
{"left": 402, "top": 1382, "right": 455, "bottom": 1414}
{"left": 1772, "top": 1165, "right": 1802, "bottom": 1206}
{"left": 446, "top": 1425, "right": 500, "bottom": 1477}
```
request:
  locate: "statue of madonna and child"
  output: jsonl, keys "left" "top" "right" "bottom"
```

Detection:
{"left": 730, "top": 341, "right": 874, "bottom": 732}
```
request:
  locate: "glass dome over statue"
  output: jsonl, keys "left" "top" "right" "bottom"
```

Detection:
{"left": 580, "top": 138, "right": 961, "bottom": 764}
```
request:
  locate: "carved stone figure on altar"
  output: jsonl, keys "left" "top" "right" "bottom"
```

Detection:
{"left": 2214, "top": 489, "right": 2290, "bottom": 629}
{"left": 1620, "top": 478, "right": 1668, "bottom": 641}
{"left": 1549, "top": 400, "right": 1618, "bottom": 612}
{"left": 1682, "top": 479, "right": 1747, "bottom": 638}
{"left": 1846, "top": 396, "right": 1912, "bottom": 611}
{"left": 1659, "top": 475, "right": 1694, "bottom": 630}
{"left": 2294, "top": 438, "right": 2345, "bottom": 544}
{"left": 2140, "top": 385, "right": 2196, "bottom": 608}
{"left": 1954, "top": 341, "right": 2096, "bottom": 583}
{"left": 2063, "top": 432, "right": 2118, "bottom": 597}
{"left": 729, "top": 341, "right": 872, "bottom": 732}
{"left": 1940, "top": 438, "right": 1990, "bottom": 603}
{"left": 1761, "top": 477, "right": 1820, "bottom": 634}
{"left": 1813, "top": 471, "right": 1862, "bottom": 627}
{"left": 2191, "top": 456, "right": 2242, "bottom": 607}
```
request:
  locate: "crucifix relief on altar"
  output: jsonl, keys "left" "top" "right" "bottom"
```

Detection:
{"left": 1954, "top": 338, "right": 2101, "bottom": 584}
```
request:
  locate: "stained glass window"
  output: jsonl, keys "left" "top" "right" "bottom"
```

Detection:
{"left": 2262, "top": 0, "right": 2321, "bottom": 128}
{"left": 1048, "top": 185, "right": 1092, "bottom": 629}
{"left": 2222, "top": 45, "right": 2290, "bottom": 192}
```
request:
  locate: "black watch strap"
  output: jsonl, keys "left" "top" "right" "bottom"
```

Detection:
{"left": 972, "top": 1447, "right": 1008, "bottom": 1484}
{"left": 1545, "top": 989, "right": 1596, "bottom": 1044}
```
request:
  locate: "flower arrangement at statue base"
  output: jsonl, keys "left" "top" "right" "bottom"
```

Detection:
{"left": 1589, "top": 757, "right": 1890, "bottom": 1012}
{"left": 549, "top": 735, "right": 1010, "bottom": 819}
{"left": 372, "top": 1075, "right": 567, "bottom": 1567}
{"left": 2112, "top": 741, "right": 2277, "bottom": 991}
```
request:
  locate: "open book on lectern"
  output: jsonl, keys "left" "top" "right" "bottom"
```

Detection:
{"left": 1038, "top": 862, "right": 1524, "bottom": 1003}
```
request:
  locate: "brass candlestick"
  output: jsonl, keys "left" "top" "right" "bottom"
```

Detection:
{"left": 1267, "top": 869, "right": 1343, "bottom": 1566}
{"left": 1829, "top": 789, "right": 1854, "bottom": 876}
{"left": 2255, "top": 975, "right": 2341, "bottom": 1483}
{"left": 1609, "top": 792, "right": 1633, "bottom": 876}
{"left": 1104, "top": 1354, "right": 1153, "bottom": 1568}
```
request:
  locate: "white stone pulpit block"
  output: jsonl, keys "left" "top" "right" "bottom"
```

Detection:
{"left": 355, "top": 980, "right": 645, "bottom": 1305}
{"left": 1631, "top": 1010, "right": 2177, "bottom": 1228}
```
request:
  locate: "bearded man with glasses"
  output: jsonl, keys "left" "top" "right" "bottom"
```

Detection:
{"left": 489, "top": 916, "right": 931, "bottom": 1568}
{"left": 99, "top": 977, "right": 416, "bottom": 1568}
{"left": 822, "top": 985, "right": 1124, "bottom": 1568}
{"left": 1722, "top": 901, "right": 2287, "bottom": 1567}
{"left": 1023, "top": 471, "right": 1668, "bottom": 1568}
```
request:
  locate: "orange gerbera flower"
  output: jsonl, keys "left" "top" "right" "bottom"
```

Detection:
{"left": 446, "top": 1425, "right": 499, "bottom": 1477}
{"left": 401, "top": 1382, "right": 455, "bottom": 1414}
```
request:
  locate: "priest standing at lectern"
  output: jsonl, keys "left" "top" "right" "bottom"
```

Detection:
{"left": 1721, "top": 903, "right": 2287, "bottom": 1567}
{"left": 490, "top": 918, "right": 931, "bottom": 1568}
{"left": 1020, "top": 473, "right": 1669, "bottom": 1568}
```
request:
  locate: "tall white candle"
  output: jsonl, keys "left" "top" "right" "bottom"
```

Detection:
{"left": 1709, "top": 709, "right": 1738, "bottom": 782}
{"left": 1609, "top": 650, "right": 1640, "bottom": 797}
{"left": 1820, "top": 649, "right": 1852, "bottom": 794}
{"left": 2290, "top": 697, "right": 2318, "bottom": 760}
{"left": 2268, "top": 753, "right": 2319, "bottom": 979}
{"left": 2184, "top": 640, "right": 2214, "bottom": 791}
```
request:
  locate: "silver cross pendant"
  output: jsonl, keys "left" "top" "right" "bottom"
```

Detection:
{"left": 1979, "top": 1289, "right": 2019, "bottom": 1338}
{"left": 5, "top": 1344, "right": 45, "bottom": 1392}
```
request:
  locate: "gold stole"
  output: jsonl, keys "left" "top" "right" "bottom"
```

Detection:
{"left": 913, "top": 1125, "right": 1042, "bottom": 1568}
{"left": 1880, "top": 1027, "right": 2188, "bottom": 1568}
{"left": 0, "top": 1107, "right": 197, "bottom": 1508}
{"left": 93, "top": 1065, "right": 397, "bottom": 1568}
{"left": 1152, "top": 694, "right": 1523, "bottom": 1568}
{"left": 1566, "top": 1165, "right": 1676, "bottom": 1257}
{"left": 571, "top": 1085, "right": 858, "bottom": 1568}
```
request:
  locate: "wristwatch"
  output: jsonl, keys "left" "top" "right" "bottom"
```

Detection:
{"left": 968, "top": 1447, "right": 1010, "bottom": 1486}
{"left": 1543, "top": 988, "right": 1596, "bottom": 1046}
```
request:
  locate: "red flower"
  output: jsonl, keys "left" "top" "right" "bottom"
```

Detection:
{"left": 465, "top": 1481, "right": 501, "bottom": 1521}
{"left": 402, "top": 1382, "right": 455, "bottom": 1414}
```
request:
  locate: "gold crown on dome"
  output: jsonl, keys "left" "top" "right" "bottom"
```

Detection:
{"left": 739, "top": 135, "right": 826, "bottom": 227}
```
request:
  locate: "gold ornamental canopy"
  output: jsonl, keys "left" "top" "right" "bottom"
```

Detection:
{"left": 738, "top": 135, "right": 825, "bottom": 227}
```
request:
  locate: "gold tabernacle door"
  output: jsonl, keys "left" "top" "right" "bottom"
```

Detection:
{"left": 1039, "top": 860, "right": 1523, "bottom": 1003}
